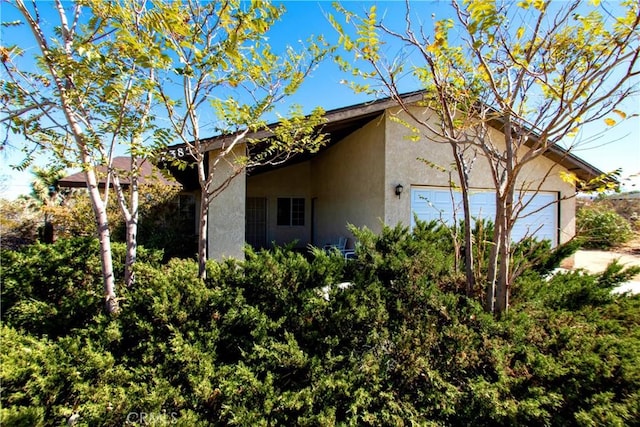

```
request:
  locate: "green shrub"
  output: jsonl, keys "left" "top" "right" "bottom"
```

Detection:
{"left": 2, "top": 228, "right": 639, "bottom": 426}
{"left": 577, "top": 204, "right": 634, "bottom": 249}
{"left": 0, "top": 237, "right": 163, "bottom": 338}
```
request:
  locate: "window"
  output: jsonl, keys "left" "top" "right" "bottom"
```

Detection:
{"left": 277, "top": 197, "right": 305, "bottom": 226}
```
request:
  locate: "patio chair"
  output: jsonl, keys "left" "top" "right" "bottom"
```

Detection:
{"left": 325, "top": 236, "right": 356, "bottom": 259}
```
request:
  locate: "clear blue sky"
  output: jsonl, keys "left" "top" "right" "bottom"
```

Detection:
{"left": 1, "top": 1, "right": 638, "bottom": 199}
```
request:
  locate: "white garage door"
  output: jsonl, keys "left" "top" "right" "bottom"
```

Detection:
{"left": 411, "top": 187, "right": 558, "bottom": 246}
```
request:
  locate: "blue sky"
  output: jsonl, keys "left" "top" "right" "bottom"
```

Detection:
{"left": 1, "top": 0, "right": 638, "bottom": 199}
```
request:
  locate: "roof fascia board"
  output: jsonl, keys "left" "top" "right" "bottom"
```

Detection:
{"left": 189, "top": 89, "right": 605, "bottom": 183}
{"left": 201, "top": 91, "right": 426, "bottom": 151}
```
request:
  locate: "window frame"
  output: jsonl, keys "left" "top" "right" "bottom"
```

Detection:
{"left": 276, "top": 197, "right": 305, "bottom": 227}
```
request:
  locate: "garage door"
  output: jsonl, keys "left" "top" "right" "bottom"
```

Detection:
{"left": 411, "top": 187, "right": 558, "bottom": 246}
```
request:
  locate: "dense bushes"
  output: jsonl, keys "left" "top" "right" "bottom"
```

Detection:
{"left": 577, "top": 203, "right": 634, "bottom": 249}
{"left": 1, "top": 184, "right": 197, "bottom": 258}
{"left": 2, "top": 224, "right": 640, "bottom": 426}
{"left": 1, "top": 238, "right": 163, "bottom": 338}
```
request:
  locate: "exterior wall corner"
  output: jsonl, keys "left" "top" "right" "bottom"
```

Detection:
{"left": 207, "top": 147, "right": 247, "bottom": 260}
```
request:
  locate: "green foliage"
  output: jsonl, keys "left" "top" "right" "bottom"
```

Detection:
{"left": 32, "top": 183, "right": 196, "bottom": 259}
{"left": 515, "top": 261, "right": 639, "bottom": 312}
{"left": 349, "top": 221, "right": 457, "bottom": 285}
{"left": 2, "top": 227, "right": 639, "bottom": 425}
{"left": 1, "top": 237, "right": 163, "bottom": 338}
{"left": 2, "top": 180, "right": 187, "bottom": 252}
{"left": 511, "top": 237, "right": 582, "bottom": 279}
{"left": 577, "top": 204, "right": 634, "bottom": 249}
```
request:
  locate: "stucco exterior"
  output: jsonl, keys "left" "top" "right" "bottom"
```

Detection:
{"left": 246, "top": 161, "right": 313, "bottom": 247}
{"left": 244, "top": 114, "right": 386, "bottom": 250}
{"left": 205, "top": 101, "right": 586, "bottom": 260}
{"left": 382, "top": 107, "right": 576, "bottom": 244}
{"left": 207, "top": 145, "right": 246, "bottom": 260}
{"left": 310, "top": 115, "right": 386, "bottom": 247}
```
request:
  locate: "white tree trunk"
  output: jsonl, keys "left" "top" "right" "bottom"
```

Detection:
{"left": 124, "top": 171, "right": 138, "bottom": 288}
{"left": 85, "top": 168, "right": 119, "bottom": 314}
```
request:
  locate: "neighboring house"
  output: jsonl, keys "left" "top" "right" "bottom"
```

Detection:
{"left": 157, "top": 93, "right": 606, "bottom": 260}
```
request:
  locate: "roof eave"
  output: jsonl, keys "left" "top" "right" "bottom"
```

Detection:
{"left": 188, "top": 90, "right": 607, "bottom": 185}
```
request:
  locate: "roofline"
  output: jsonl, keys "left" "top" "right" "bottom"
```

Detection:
{"left": 546, "top": 143, "right": 607, "bottom": 182}
{"left": 180, "top": 89, "right": 606, "bottom": 184}
{"left": 57, "top": 156, "right": 180, "bottom": 189}
{"left": 196, "top": 90, "right": 426, "bottom": 151}
{"left": 319, "top": 90, "right": 425, "bottom": 124}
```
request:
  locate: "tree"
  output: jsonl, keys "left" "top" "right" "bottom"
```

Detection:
{"left": 2, "top": 0, "right": 165, "bottom": 313}
{"left": 3, "top": 0, "right": 329, "bottom": 295}
{"left": 86, "top": 1, "right": 171, "bottom": 289}
{"left": 141, "top": 0, "right": 329, "bottom": 278}
{"left": 332, "top": 0, "right": 640, "bottom": 313}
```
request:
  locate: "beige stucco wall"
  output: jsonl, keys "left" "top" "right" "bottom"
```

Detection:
{"left": 246, "top": 116, "right": 387, "bottom": 249}
{"left": 207, "top": 146, "right": 246, "bottom": 260}
{"left": 383, "top": 106, "right": 576, "bottom": 243}
{"left": 246, "top": 162, "right": 313, "bottom": 247}
{"left": 310, "top": 115, "right": 386, "bottom": 247}
{"left": 236, "top": 104, "right": 578, "bottom": 255}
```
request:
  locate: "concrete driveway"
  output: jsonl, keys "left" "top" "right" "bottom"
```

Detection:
{"left": 572, "top": 249, "right": 640, "bottom": 294}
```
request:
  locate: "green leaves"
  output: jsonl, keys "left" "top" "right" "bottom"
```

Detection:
{"left": 355, "top": 5, "right": 380, "bottom": 60}
{"left": 577, "top": 203, "right": 634, "bottom": 249}
{"left": 250, "top": 105, "right": 327, "bottom": 163}
{"left": 3, "top": 0, "right": 167, "bottom": 170}
{"left": 3, "top": 225, "right": 640, "bottom": 425}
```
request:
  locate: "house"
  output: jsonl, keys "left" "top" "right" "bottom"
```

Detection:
{"left": 162, "top": 92, "right": 605, "bottom": 259}
{"left": 188, "top": 92, "right": 604, "bottom": 259}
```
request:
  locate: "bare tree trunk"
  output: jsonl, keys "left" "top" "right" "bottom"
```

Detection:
{"left": 85, "top": 168, "right": 119, "bottom": 314}
{"left": 66, "top": 117, "right": 119, "bottom": 314}
{"left": 16, "top": 0, "right": 119, "bottom": 314}
{"left": 487, "top": 189, "right": 514, "bottom": 314}
{"left": 124, "top": 159, "right": 139, "bottom": 288}
{"left": 486, "top": 248, "right": 498, "bottom": 312}
{"left": 124, "top": 217, "right": 137, "bottom": 287}
{"left": 495, "top": 188, "right": 514, "bottom": 314}
{"left": 495, "top": 228, "right": 511, "bottom": 314}
{"left": 486, "top": 191, "right": 503, "bottom": 313}
{"left": 197, "top": 190, "right": 209, "bottom": 279}
{"left": 461, "top": 185, "right": 475, "bottom": 295}
{"left": 447, "top": 172, "right": 462, "bottom": 274}
{"left": 110, "top": 159, "right": 138, "bottom": 288}
{"left": 449, "top": 150, "right": 476, "bottom": 295}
